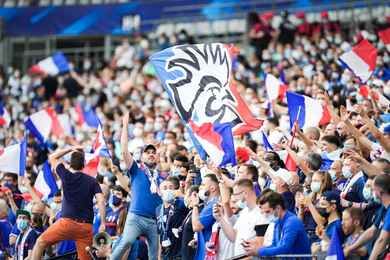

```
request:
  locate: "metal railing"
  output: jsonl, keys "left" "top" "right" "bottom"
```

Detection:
{"left": 253, "top": 255, "right": 318, "bottom": 260}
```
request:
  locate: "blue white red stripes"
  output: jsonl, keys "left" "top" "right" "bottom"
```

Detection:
{"left": 189, "top": 121, "right": 236, "bottom": 167}
{"left": 34, "top": 161, "right": 59, "bottom": 199}
{"left": 75, "top": 103, "right": 100, "bottom": 128}
{"left": 286, "top": 92, "right": 331, "bottom": 129}
{"left": 30, "top": 52, "right": 70, "bottom": 76}
{"left": 0, "top": 139, "right": 27, "bottom": 176}
{"left": 83, "top": 123, "right": 110, "bottom": 176}
{"left": 339, "top": 39, "right": 377, "bottom": 83}
{"left": 25, "top": 108, "right": 64, "bottom": 143}
{"left": 0, "top": 104, "right": 11, "bottom": 127}
{"left": 265, "top": 74, "right": 287, "bottom": 102}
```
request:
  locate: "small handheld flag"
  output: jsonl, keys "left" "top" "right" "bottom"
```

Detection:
{"left": 286, "top": 92, "right": 331, "bottom": 129}
{"left": 262, "top": 131, "right": 274, "bottom": 151}
{"left": 265, "top": 74, "right": 287, "bottom": 102}
{"left": 0, "top": 140, "right": 27, "bottom": 176}
{"left": 34, "top": 161, "right": 59, "bottom": 199}
{"left": 0, "top": 104, "right": 11, "bottom": 127}
{"left": 30, "top": 52, "right": 70, "bottom": 76}
{"left": 25, "top": 108, "right": 64, "bottom": 144}
{"left": 339, "top": 39, "right": 377, "bottom": 83}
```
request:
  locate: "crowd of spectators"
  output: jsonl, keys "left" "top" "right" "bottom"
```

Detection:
{"left": 0, "top": 9, "right": 388, "bottom": 260}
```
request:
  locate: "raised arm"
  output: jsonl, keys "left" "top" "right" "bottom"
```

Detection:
{"left": 111, "top": 164, "right": 130, "bottom": 193}
{"left": 121, "top": 113, "right": 134, "bottom": 170}
{"left": 48, "top": 146, "right": 75, "bottom": 169}
{"left": 95, "top": 192, "right": 106, "bottom": 233}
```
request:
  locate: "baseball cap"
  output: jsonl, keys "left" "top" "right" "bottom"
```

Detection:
{"left": 322, "top": 190, "right": 341, "bottom": 210}
{"left": 16, "top": 209, "right": 31, "bottom": 220}
{"left": 142, "top": 144, "right": 157, "bottom": 153}
{"left": 276, "top": 168, "right": 293, "bottom": 186}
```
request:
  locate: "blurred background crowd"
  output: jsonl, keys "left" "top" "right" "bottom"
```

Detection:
{"left": 0, "top": 1, "right": 388, "bottom": 260}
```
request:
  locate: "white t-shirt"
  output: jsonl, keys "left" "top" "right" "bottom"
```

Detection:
{"left": 214, "top": 215, "right": 237, "bottom": 260}
{"left": 234, "top": 206, "right": 268, "bottom": 255}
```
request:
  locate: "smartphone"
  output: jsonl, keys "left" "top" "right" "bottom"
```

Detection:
{"left": 227, "top": 253, "right": 249, "bottom": 260}
{"left": 254, "top": 224, "right": 269, "bottom": 237}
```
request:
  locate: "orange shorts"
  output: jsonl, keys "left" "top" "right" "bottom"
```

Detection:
{"left": 39, "top": 218, "right": 93, "bottom": 260}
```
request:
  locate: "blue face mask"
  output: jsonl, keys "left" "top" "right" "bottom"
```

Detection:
{"left": 236, "top": 199, "right": 247, "bottom": 209}
{"left": 171, "top": 169, "right": 180, "bottom": 177}
{"left": 112, "top": 195, "right": 122, "bottom": 207}
{"left": 162, "top": 190, "right": 175, "bottom": 203}
{"left": 17, "top": 219, "right": 29, "bottom": 231}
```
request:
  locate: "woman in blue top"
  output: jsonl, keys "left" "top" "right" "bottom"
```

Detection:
{"left": 105, "top": 186, "right": 127, "bottom": 237}
{"left": 296, "top": 171, "right": 333, "bottom": 244}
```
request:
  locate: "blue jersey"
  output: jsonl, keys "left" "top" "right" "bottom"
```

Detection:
{"left": 127, "top": 163, "right": 162, "bottom": 218}
{"left": 105, "top": 206, "right": 125, "bottom": 236}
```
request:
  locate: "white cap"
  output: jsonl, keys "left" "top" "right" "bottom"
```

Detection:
{"left": 276, "top": 168, "right": 293, "bottom": 185}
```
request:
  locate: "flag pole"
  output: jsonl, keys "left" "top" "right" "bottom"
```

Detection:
{"left": 289, "top": 106, "right": 301, "bottom": 148}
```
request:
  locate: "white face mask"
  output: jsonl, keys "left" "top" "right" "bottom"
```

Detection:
{"left": 198, "top": 189, "right": 209, "bottom": 201}
{"left": 264, "top": 212, "right": 278, "bottom": 223}
{"left": 342, "top": 166, "right": 353, "bottom": 179}
{"left": 154, "top": 122, "right": 164, "bottom": 131}
{"left": 50, "top": 202, "right": 61, "bottom": 213}
{"left": 144, "top": 123, "right": 154, "bottom": 132}
{"left": 133, "top": 127, "right": 143, "bottom": 138}
{"left": 19, "top": 185, "right": 29, "bottom": 193}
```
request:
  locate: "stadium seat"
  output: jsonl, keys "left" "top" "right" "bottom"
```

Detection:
{"left": 39, "top": 0, "right": 51, "bottom": 5}
{"left": 4, "top": 0, "right": 15, "bottom": 7}
{"left": 53, "top": 0, "right": 64, "bottom": 5}
{"left": 65, "top": 0, "right": 77, "bottom": 5}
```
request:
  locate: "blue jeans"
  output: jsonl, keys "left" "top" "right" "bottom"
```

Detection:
{"left": 110, "top": 212, "right": 158, "bottom": 260}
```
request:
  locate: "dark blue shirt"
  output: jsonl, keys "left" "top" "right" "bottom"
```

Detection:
{"left": 0, "top": 219, "right": 11, "bottom": 251}
{"left": 325, "top": 219, "right": 344, "bottom": 242}
{"left": 344, "top": 175, "right": 366, "bottom": 203}
{"left": 157, "top": 198, "right": 188, "bottom": 257}
{"left": 56, "top": 163, "right": 102, "bottom": 223}
{"left": 258, "top": 211, "right": 311, "bottom": 256}
{"left": 282, "top": 191, "right": 295, "bottom": 213}
{"left": 14, "top": 228, "right": 38, "bottom": 259}
{"left": 127, "top": 163, "right": 162, "bottom": 218}
{"left": 383, "top": 206, "right": 390, "bottom": 232}
{"left": 195, "top": 197, "right": 218, "bottom": 260}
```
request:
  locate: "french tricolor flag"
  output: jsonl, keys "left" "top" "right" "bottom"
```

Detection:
{"left": 25, "top": 108, "right": 64, "bottom": 144}
{"left": 0, "top": 104, "right": 11, "bottom": 127}
{"left": 326, "top": 229, "right": 345, "bottom": 260}
{"left": 339, "top": 39, "right": 377, "bottom": 83}
{"left": 75, "top": 103, "right": 100, "bottom": 129}
{"left": 265, "top": 74, "right": 288, "bottom": 102}
{"left": 262, "top": 131, "right": 273, "bottom": 151}
{"left": 34, "top": 161, "right": 59, "bottom": 199}
{"left": 0, "top": 139, "right": 27, "bottom": 176}
{"left": 188, "top": 121, "right": 236, "bottom": 167}
{"left": 30, "top": 52, "right": 70, "bottom": 76}
{"left": 286, "top": 92, "right": 331, "bottom": 129}
{"left": 84, "top": 123, "right": 110, "bottom": 176}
